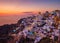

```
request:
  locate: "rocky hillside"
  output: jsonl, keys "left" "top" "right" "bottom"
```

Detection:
{"left": 0, "top": 10, "right": 60, "bottom": 43}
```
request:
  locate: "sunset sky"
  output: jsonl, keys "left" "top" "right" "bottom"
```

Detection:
{"left": 0, "top": 0, "right": 60, "bottom": 25}
{"left": 0, "top": 0, "right": 60, "bottom": 14}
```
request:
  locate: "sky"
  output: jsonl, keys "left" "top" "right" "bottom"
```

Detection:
{"left": 0, "top": 0, "right": 60, "bottom": 25}
{"left": 0, "top": 0, "right": 60, "bottom": 14}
